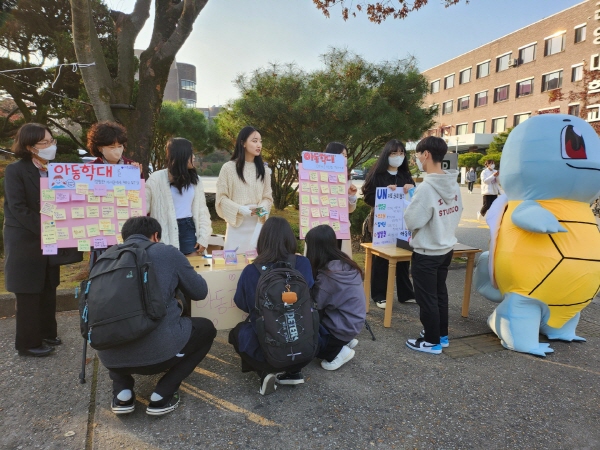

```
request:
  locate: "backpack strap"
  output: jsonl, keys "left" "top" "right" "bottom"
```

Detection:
{"left": 253, "top": 254, "right": 296, "bottom": 274}
{"left": 131, "top": 239, "right": 156, "bottom": 251}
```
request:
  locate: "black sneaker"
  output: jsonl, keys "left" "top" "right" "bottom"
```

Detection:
{"left": 276, "top": 371, "right": 304, "bottom": 385}
{"left": 111, "top": 392, "right": 135, "bottom": 415}
{"left": 146, "top": 391, "right": 180, "bottom": 416}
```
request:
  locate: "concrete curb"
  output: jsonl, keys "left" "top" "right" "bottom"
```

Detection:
{"left": 0, "top": 288, "right": 77, "bottom": 317}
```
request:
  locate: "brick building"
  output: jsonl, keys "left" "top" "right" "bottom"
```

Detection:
{"left": 422, "top": 0, "right": 597, "bottom": 152}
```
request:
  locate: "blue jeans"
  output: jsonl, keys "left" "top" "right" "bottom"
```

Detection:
{"left": 177, "top": 217, "right": 197, "bottom": 255}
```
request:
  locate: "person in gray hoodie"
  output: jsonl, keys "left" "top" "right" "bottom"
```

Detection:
{"left": 306, "top": 225, "right": 366, "bottom": 371}
{"left": 404, "top": 136, "right": 463, "bottom": 355}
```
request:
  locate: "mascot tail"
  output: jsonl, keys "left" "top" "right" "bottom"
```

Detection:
{"left": 475, "top": 251, "right": 503, "bottom": 303}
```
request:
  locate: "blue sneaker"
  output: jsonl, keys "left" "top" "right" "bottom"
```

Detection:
{"left": 420, "top": 330, "right": 449, "bottom": 348}
{"left": 406, "top": 338, "right": 442, "bottom": 354}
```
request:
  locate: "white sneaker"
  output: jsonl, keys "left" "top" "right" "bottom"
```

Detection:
{"left": 321, "top": 346, "right": 355, "bottom": 371}
{"left": 346, "top": 338, "right": 358, "bottom": 349}
{"left": 477, "top": 211, "right": 482, "bottom": 221}
{"left": 375, "top": 300, "right": 386, "bottom": 309}
{"left": 259, "top": 373, "right": 277, "bottom": 395}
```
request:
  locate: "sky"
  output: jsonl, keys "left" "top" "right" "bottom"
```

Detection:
{"left": 106, "top": 0, "right": 584, "bottom": 107}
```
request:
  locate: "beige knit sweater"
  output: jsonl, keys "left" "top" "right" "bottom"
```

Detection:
{"left": 216, "top": 161, "right": 273, "bottom": 227}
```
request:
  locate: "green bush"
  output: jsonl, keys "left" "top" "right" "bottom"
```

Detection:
{"left": 54, "top": 135, "right": 82, "bottom": 163}
{"left": 350, "top": 198, "right": 370, "bottom": 235}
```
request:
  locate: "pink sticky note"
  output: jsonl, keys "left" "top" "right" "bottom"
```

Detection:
{"left": 93, "top": 184, "right": 107, "bottom": 196}
{"left": 340, "top": 223, "right": 350, "bottom": 233}
{"left": 42, "top": 244, "right": 58, "bottom": 255}
{"left": 329, "top": 209, "right": 339, "bottom": 220}
{"left": 55, "top": 191, "right": 70, "bottom": 203}
{"left": 339, "top": 212, "right": 349, "bottom": 223}
{"left": 93, "top": 237, "right": 107, "bottom": 249}
{"left": 299, "top": 172, "right": 309, "bottom": 180}
{"left": 328, "top": 174, "right": 337, "bottom": 183}
{"left": 71, "top": 193, "right": 86, "bottom": 201}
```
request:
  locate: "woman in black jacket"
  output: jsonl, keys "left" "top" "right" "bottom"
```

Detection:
{"left": 4, "top": 123, "right": 61, "bottom": 357}
{"left": 361, "top": 139, "right": 415, "bottom": 308}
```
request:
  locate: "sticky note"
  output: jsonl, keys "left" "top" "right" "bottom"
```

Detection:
{"left": 310, "top": 184, "right": 319, "bottom": 194}
{"left": 93, "top": 184, "right": 107, "bottom": 196}
{"left": 340, "top": 223, "right": 350, "bottom": 234}
{"left": 72, "top": 226, "right": 86, "bottom": 238}
{"left": 331, "top": 221, "right": 341, "bottom": 232}
{"left": 118, "top": 220, "right": 126, "bottom": 232}
{"left": 53, "top": 209, "right": 67, "bottom": 220}
{"left": 329, "top": 209, "right": 339, "bottom": 220}
{"left": 129, "top": 197, "right": 142, "bottom": 209}
{"left": 130, "top": 209, "right": 143, "bottom": 217}
{"left": 311, "top": 195, "right": 319, "bottom": 205}
{"left": 300, "top": 216, "right": 309, "bottom": 227}
{"left": 340, "top": 212, "right": 349, "bottom": 223}
{"left": 330, "top": 185, "right": 338, "bottom": 195}
{"left": 83, "top": 207, "right": 98, "bottom": 220}
{"left": 77, "top": 239, "right": 91, "bottom": 252}
{"left": 42, "top": 220, "right": 56, "bottom": 232}
{"left": 87, "top": 194, "right": 100, "bottom": 203}
{"left": 86, "top": 224, "right": 100, "bottom": 237}
{"left": 42, "top": 189, "right": 55, "bottom": 201}
{"left": 311, "top": 221, "right": 320, "bottom": 228}
{"left": 101, "top": 206, "right": 114, "bottom": 218}
{"left": 42, "top": 244, "right": 58, "bottom": 255}
{"left": 300, "top": 208, "right": 309, "bottom": 216}
{"left": 42, "top": 230, "right": 57, "bottom": 244}
{"left": 320, "top": 207, "right": 329, "bottom": 217}
{"left": 102, "top": 192, "right": 114, "bottom": 203}
{"left": 320, "top": 195, "right": 329, "bottom": 205}
{"left": 116, "top": 198, "right": 129, "bottom": 207}
{"left": 99, "top": 219, "right": 112, "bottom": 231}
{"left": 93, "top": 237, "right": 107, "bottom": 249}
{"left": 301, "top": 182, "right": 310, "bottom": 192}
{"left": 299, "top": 172, "right": 309, "bottom": 180}
{"left": 328, "top": 174, "right": 337, "bottom": 183}
{"left": 320, "top": 172, "right": 328, "bottom": 182}
{"left": 71, "top": 207, "right": 85, "bottom": 219}
{"left": 76, "top": 183, "right": 88, "bottom": 195}
{"left": 329, "top": 197, "right": 338, "bottom": 208}
{"left": 309, "top": 172, "right": 318, "bottom": 181}
{"left": 117, "top": 208, "right": 129, "bottom": 220}
{"left": 113, "top": 186, "right": 126, "bottom": 197}
{"left": 55, "top": 191, "right": 69, "bottom": 203}
{"left": 56, "top": 228, "right": 69, "bottom": 240}
{"left": 116, "top": 234, "right": 124, "bottom": 244}
{"left": 127, "top": 190, "right": 140, "bottom": 201}
{"left": 320, "top": 184, "right": 330, "bottom": 194}
{"left": 40, "top": 202, "right": 56, "bottom": 217}
{"left": 301, "top": 227, "right": 309, "bottom": 236}
{"left": 339, "top": 198, "right": 347, "bottom": 208}
{"left": 301, "top": 195, "right": 310, "bottom": 205}
{"left": 71, "top": 193, "right": 85, "bottom": 201}
{"left": 103, "top": 227, "right": 116, "bottom": 236}
{"left": 338, "top": 174, "right": 346, "bottom": 183}
{"left": 311, "top": 208, "right": 320, "bottom": 218}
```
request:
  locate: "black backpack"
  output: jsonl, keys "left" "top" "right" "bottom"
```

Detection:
{"left": 253, "top": 256, "right": 319, "bottom": 369}
{"left": 78, "top": 240, "right": 166, "bottom": 350}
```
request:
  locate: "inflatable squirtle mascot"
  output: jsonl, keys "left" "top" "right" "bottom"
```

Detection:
{"left": 475, "top": 114, "right": 600, "bottom": 356}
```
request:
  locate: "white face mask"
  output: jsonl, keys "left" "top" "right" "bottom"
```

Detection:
{"left": 489, "top": 163, "right": 495, "bottom": 170}
{"left": 36, "top": 145, "right": 57, "bottom": 161}
{"left": 416, "top": 155, "right": 424, "bottom": 172}
{"left": 388, "top": 155, "right": 404, "bottom": 168}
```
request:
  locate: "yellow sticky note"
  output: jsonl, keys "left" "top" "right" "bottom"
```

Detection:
{"left": 320, "top": 195, "right": 329, "bottom": 206}
{"left": 77, "top": 239, "right": 91, "bottom": 252}
{"left": 331, "top": 221, "right": 341, "bottom": 231}
{"left": 42, "top": 220, "right": 56, "bottom": 232}
{"left": 301, "top": 227, "right": 309, "bottom": 236}
{"left": 300, "top": 208, "right": 309, "bottom": 217}
{"left": 99, "top": 219, "right": 112, "bottom": 231}
{"left": 42, "top": 230, "right": 57, "bottom": 245}
{"left": 116, "top": 234, "right": 124, "bottom": 244}
{"left": 338, "top": 174, "right": 346, "bottom": 183}
{"left": 301, "top": 182, "right": 310, "bottom": 192}
{"left": 320, "top": 172, "right": 328, "bottom": 182}
{"left": 56, "top": 228, "right": 70, "bottom": 240}
{"left": 127, "top": 190, "right": 140, "bottom": 201}
{"left": 329, "top": 197, "right": 338, "bottom": 208}
{"left": 102, "top": 192, "right": 115, "bottom": 203}
{"left": 310, "top": 184, "right": 319, "bottom": 194}
{"left": 86, "top": 206, "right": 100, "bottom": 218}
{"left": 311, "top": 195, "right": 319, "bottom": 205}
{"left": 301, "top": 195, "right": 310, "bottom": 205}
{"left": 40, "top": 202, "right": 56, "bottom": 217}
{"left": 42, "top": 189, "right": 55, "bottom": 201}
{"left": 118, "top": 220, "right": 126, "bottom": 232}
{"left": 87, "top": 194, "right": 100, "bottom": 203}
{"left": 113, "top": 186, "right": 126, "bottom": 197}
{"left": 130, "top": 209, "right": 143, "bottom": 217}
{"left": 311, "top": 208, "right": 320, "bottom": 218}
{"left": 71, "top": 207, "right": 85, "bottom": 219}
{"left": 117, "top": 208, "right": 129, "bottom": 220}
{"left": 129, "top": 198, "right": 142, "bottom": 209}
{"left": 53, "top": 209, "right": 67, "bottom": 221}
{"left": 86, "top": 224, "right": 100, "bottom": 237}
{"left": 320, "top": 184, "right": 330, "bottom": 194}
{"left": 76, "top": 183, "right": 88, "bottom": 195}
{"left": 116, "top": 197, "right": 129, "bottom": 207}
{"left": 103, "top": 227, "right": 116, "bottom": 236}
{"left": 321, "top": 207, "right": 329, "bottom": 217}
{"left": 330, "top": 185, "right": 338, "bottom": 195}
{"left": 339, "top": 198, "right": 347, "bottom": 208}
{"left": 309, "top": 172, "right": 318, "bottom": 181}
{"left": 300, "top": 216, "right": 309, "bottom": 227}
{"left": 101, "top": 206, "right": 115, "bottom": 218}
{"left": 72, "top": 226, "right": 86, "bottom": 238}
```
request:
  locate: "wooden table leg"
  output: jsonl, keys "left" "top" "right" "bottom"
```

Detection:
{"left": 383, "top": 259, "right": 396, "bottom": 327}
{"left": 364, "top": 248, "right": 372, "bottom": 314}
{"left": 461, "top": 254, "right": 476, "bottom": 318}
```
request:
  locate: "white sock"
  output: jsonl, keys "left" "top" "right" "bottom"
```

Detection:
{"left": 150, "top": 392, "right": 163, "bottom": 402}
{"left": 116, "top": 389, "right": 132, "bottom": 401}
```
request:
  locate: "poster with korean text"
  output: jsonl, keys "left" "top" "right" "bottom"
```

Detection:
{"left": 372, "top": 187, "right": 411, "bottom": 246}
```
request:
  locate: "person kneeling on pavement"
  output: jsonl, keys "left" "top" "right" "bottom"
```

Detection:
{"left": 96, "top": 216, "right": 216, "bottom": 416}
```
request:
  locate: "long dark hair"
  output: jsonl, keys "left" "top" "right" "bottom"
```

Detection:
{"left": 362, "top": 139, "right": 409, "bottom": 196}
{"left": 255, "top": 217, "right": 297, "bottom": 265}
{"left": 325, "top": 142, "right": 346, "bottom": 154}
{"left": 305, "top": 225, "right": 363, "bottom": 280}
{"left": 12, "top": 123, "right": 52, "bottom": 160}
{"left": 231, "top": 126, "right": 265, "bottom": 183}
{"left": 167, "top": 138, "right": 198, "bottom": 194}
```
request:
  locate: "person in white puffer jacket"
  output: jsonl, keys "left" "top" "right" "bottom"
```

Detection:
{"left": 478, "top": 159, "right": 500, "bottom": 221}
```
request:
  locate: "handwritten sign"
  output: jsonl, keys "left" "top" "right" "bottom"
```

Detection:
{"left": 372, "top": 187, "right": 411, "bottom": 246}
{"left": 48, "top": 163, "right": 140, "bottom": 190}
{"left": 301, "top": 151, "right": 346, "bottom": 173}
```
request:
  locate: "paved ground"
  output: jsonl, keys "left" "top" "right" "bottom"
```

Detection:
{"left": 1, "top": 185, "right": 599, "bottom": 449}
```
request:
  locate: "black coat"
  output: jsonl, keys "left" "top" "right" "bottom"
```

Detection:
{"left": 3, "top": 159, "right": 60, "bottom": 293}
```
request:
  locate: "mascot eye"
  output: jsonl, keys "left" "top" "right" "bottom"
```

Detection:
{"left": 561, "top": 125, "right": 587, "bottom": 159}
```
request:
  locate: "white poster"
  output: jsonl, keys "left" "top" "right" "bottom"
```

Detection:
{"left": 372, "top": 187, "right": 411, "bottom": 246}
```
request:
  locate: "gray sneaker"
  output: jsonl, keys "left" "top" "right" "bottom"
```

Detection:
{"left": 259, "top": 373, "right": 277, "bottom": 395}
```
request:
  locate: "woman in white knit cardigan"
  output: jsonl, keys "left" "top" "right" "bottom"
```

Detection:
{"left": 146, "top": 138, "right": 212, "bottom": 256}
{"left": 216, "top": 126, "right": 273, "bottom": 253}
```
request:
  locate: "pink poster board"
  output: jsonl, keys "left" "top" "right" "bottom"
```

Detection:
{"left": 298, "top": 151, "right": 350, "bottom": 240}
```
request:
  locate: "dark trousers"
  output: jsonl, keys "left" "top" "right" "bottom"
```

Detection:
{"left": 467, "top": 181, "right": 474, "bottom": 192}
{"left": 371, "top": 255, "right": 414, "bottom": 303}
{"left": 107, "top": 317, "right": 216, "bottom": 397}
{"left": 411, "top": 250, "right": 453, "bottom": 346}
{"left": 480, "top": 194, "right": 498, "bottom": 217}
{"left": 229, "top": 322, "right": 308, "bottom": 377}
{"left": 317, "top": 325, "right": 349, "bottom": 362}
{"left": 15, "top": 268, "right": 57, "bottom": 350}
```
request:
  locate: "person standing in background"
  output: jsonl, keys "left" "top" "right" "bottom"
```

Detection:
{"left": 477, "top": 159, "right": 500, "bottom": 221}
{"left": 466, "top": 167, "right": 476, "bottom": 194}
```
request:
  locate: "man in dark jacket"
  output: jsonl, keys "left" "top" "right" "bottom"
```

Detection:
{"left": 97, "top": 217, "right": 216, "bottom": 416}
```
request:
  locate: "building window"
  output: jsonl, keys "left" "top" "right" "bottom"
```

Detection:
{"left": 587, "top": 105, "right": 600, "bottom": 122}
{"left": 459, "top": 68, "right": 471, "bottom": 84}
{"left": 444, "top": 74, "right": 455, "bottom": 89}
{"left": 182, "top": 98, "right": 197, "bottom": 108}
{"left": 473, "top": 121, "right": 485, "bottom": 134}
{"left": 571, "top": 64, "right": 583, "bottom": 82}
{"left": 516, "top": 79, "right": 534, "bottom": 98}
{"left": 544, "top": 33, "right": 566, "bottom": 56}
{"left": 494, "top": 85, "right": 510, "bottom": 103}
{"left": 541, "top": 70, "right": 563, "bottom": 92}
{"left": 442, "top": 100, "right": 453, "bottom": 115}
{"left": 477, "top": 61, "right": 490, "bottom": 79}
{"left": 492, "top": 117, "right": 507, "bottom": 133}
{"left": 574, "top": 25, "right": 586, "bottom": 44}
{"left": 475, "top": 91, "right": 488, "bottom": 107}
{"left": 519, "top": 44, "right": 536, "bottom": 64}
{"left": 457, "top": 96, "right": 470, "bottom": 111}
{"left": 431, "top": 103, "right": 439, "bottom": 115}
{"left": 430, "top": 79, "right": 440, "bottom": 94}
{"left": 441, "top": 126, "right": 452, "bottom": 137}
{"left": 568, "top": 104, "right": 580, "bottom": 117}
{"left": 181, "top": 79, "right": 196, "bottom": 91}
{"left": 496, "top": 53, "right": 511, "bottom": 72}
{"left": 456, "top": 124, "right": 468, "bottom": 135}
{"left": 514, "top": 113, "right": 530, "bottom": 126}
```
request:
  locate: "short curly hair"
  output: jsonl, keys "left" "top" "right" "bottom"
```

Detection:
{"left": 86, "top": 121, "right": 127, "bottom": 158}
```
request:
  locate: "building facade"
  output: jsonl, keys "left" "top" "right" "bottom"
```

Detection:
{"left": 163, "top": 62, "right": 197, "bottom": 108}
{"left": 422, "top": 0, "right": 597, "bottom": 152}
